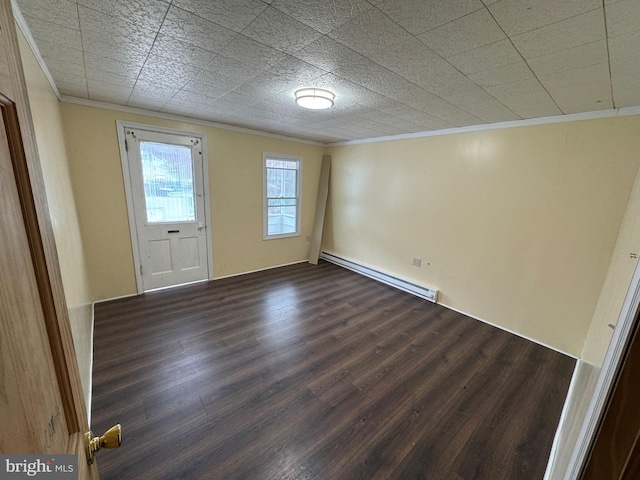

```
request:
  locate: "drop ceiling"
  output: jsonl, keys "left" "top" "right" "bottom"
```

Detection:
{"left": 13, "top": 0, "right": 640, "bottom": 144}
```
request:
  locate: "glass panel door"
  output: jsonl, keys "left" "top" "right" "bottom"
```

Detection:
{"left": 140, "top": 141, "right": 195, "bottom": 223}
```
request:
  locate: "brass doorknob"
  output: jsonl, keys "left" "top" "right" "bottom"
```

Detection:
{"left": 85, "top": 424, "right": 122, "bottom": 464}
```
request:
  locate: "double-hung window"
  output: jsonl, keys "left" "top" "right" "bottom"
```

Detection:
{"left": 263, "top": 154, "right": 301, "bottom": 239}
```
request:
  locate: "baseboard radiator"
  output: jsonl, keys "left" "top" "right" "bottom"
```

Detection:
{"left": 319, "top": 252, "right": 439, "bottom": 303}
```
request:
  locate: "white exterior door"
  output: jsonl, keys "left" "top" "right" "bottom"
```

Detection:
{"left": 123, "top": 126, "right": 210, "bottom": 291}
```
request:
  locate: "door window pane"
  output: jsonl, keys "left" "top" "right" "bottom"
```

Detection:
{"left": 140, "top": 141, "right": 195, "bottom": 223}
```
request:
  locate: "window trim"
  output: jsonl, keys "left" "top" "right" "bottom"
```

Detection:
{"left": 263, "top": 153, "right": 302, "bottom": 240}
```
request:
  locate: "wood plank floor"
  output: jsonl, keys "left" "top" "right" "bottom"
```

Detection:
{"left": 92, "top": 261, "right": 575, "bottom": 480}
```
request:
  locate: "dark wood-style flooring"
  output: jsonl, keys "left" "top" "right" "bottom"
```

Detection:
{"left": 92, "top": 261, "right": 575, "bottom": 480}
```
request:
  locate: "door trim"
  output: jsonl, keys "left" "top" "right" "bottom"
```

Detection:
{"left": 565, "top": 257, "right": 640, "bottom": 478}
{"left": 117, "top": 120, "right": 213, "bottom": 294}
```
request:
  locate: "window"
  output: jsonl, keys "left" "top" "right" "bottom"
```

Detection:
{"left": 263, "top": 154, "right": 301, "bottom": 239}
{"left": 140, "top": 141, "right": 195, "bottom": 223}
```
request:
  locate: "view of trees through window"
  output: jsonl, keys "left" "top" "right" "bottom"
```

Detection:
{"left": 141, "top": 141, "right": 195, "bottom": 223}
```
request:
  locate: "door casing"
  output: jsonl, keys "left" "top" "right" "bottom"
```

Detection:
{"left": 117, "top": 120, "right": 213, "bottom": 294}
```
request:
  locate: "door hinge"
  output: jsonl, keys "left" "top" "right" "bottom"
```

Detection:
{"left": 139, "top": 264, "right": 143, "bottom": 275}
{"left": 125, "top": 139, "right": 128, "bottom": 152}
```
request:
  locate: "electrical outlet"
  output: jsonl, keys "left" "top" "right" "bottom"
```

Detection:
{"left": 411, "top": 257, "right": 421, "bottom": 267}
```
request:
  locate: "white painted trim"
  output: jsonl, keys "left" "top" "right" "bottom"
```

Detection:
{"left": 93, "top": 292, "right": 138, "bottom": 304}
{"left": 116, "top": 121, "right": 214, "bottom": 294}
{"left": 439, "top": 301, "right": 576, "bottom": 359}
{"left": 144, "top": 278, "right": 209, "bottom": 294}
{"left": 62, "top": 96, "right": 325, "bottom": 146}
{"left": 116, "top": 122, "right": 144, "bottom": 295}
{"left": 320, "top": 251, "right": 438, "bottom": 303}
{"left": 87, "top": 301, "right": 95, "bottom": 425}
{"left": 213, "top": 260, "right": 308, "bottom": 281}
{"left": 328, "top": 107, "right": 640, "bottom": 147}
{"left": 320, "top": 251, "right": 575, "bottom": 357}
{"left": 544, "top": 360, "right": 584, "bottom": 480}
{"left": 11, "top": 0, "right": 62, "bottom": 101}
{"left": 564, "top": 259, "right": 640, "bottom": 479}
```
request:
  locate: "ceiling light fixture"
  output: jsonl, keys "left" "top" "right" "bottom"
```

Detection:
{"left": 294, "top": 88, "right": 335, "bottom": 110}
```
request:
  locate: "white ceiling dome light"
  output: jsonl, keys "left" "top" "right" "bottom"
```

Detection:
{"left": 294, "top": 88, "right": 335, "bottom": 109}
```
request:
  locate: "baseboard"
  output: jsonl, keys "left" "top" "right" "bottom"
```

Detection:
{"left": 319, "top": 252, "right": 438, "bottom": 303}
{"left": 93, "top": 292, "right": 138, "bottom": 304}
{"left": 213, "top": 260, "right": 309, "bottom": 281}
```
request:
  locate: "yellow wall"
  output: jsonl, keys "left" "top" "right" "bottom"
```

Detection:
{"left": 325, "top": 117, "right": 640, "bottom": 356}
{"left": 60, "top": 103, "right": 325, "bottom": 300}
{"left": 17, "top": 28, "right": 94, "bottom": 409}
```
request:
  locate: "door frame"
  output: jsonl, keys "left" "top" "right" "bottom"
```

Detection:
{"left": 117, "top": 120, "right": 213, "bottom": 294}
{"left": 1, "top": 0, "right": 96, "bottom": 474}
{"left": 565, "top": 257, "right": 640, "bottom": 478}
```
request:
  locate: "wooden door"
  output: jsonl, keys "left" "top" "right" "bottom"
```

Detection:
{"left": 0, "top": 0, "right": 98, "bottom": 477}
{"left": 580, "top": 304, "right": 640, "bottom": 479}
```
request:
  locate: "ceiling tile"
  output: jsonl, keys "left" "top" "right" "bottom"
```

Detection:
{"left": 484, "top": 78, "right": 548, "bottom": 98}
{"left": 136, "top": 58, "right": 203, "bottom": 88}
{"left": 78, "top": 0, "right": 169, "bottom": 30}
{"left": 49, "top": 68, "right": 86, "bottom": 87}
{"left": 418, "top": 8, "right": 506, "bottom": 58}
{"left": 83, "top": 56, "right": 141, "bottom": 88}
{"left": 539, "top": 63, "right": 610, "bottom": 91}
{"left": 78, "top": 6, "right": 157, "bottom": 56}
{"left": 328, "top": 8, "right": 412, "bottom": 59}
{"left": 487, "top": 0, "right": 601, "bottom": 36}
{"left": 404, "top": 94, "right": 483, "bottom": 127}
{"left": 220, "top": 34, "right": 289, "bottom": 69}
{"left": 56, "top": 81, "right": 88, "bottom": 98}
{"left": 211, "top": 93, "right": 255, "bottom": 109}
{"left": 612, "top": 79, "right": 640, "bottom": 108}
{"left": 606, "top": 0, "right": 640, "bottom": 38}
{"left": 87, "top": 81, "right": 132, "bottom": 103}
{"left": 496, "top": 91, "right": 563, "bottom": 118}
{"left": 439, "top": 84, "right": 520, "bottom": 122}
{"left": 468, "top": 62, "right": 534, "bottom": 87}
{"left": 447, "top": 39, "right": 522, "bottom": 75}
{"left": 47, "top": 61, "right": 86, "bottom": 80}
{"left": 195, "top": 55, "right": 265, "bottom": 91}
{"left": 241, "top": 7, "right": 322, "bottom": 55}
{"left": 172, "top": 0, "right": 267, "bottom": 33}
{"left": 270, "top": 0, "right": 373, "bottom": 34}
{"left": 180, "top": 80, "right": 231, "bottom": 99}
{"left": 165, "top": 90, "right": 221, "bottom": 108}
{"left": 377, "top": 0, "right": 483, "bottom": 35}
{"left": 265, "top": 56, "right": 327, "bottom": 87}
{"left": 231, "top": 72, "right": 293, "bottom": 98}
{"left": 348, "top": 35, "right": 465, "bottom": 94}
{"left": 486, "top": 83, "right": 561, "bottom": 121}
{"left": 160, "top": 5, "right": 238, "bottom": 53}
{"left": 148, "top": 35, "right": 218, "bottom": 70}
{"left": 511, "top": 9, "right": 606, "bottom": 59}
{"left": 22, "top": 15, "right": 81, "bottom": 50}
{"left": 16, "top": 0, "right": 78, "bottom": 29}
{"left": 309, "top": 73, "right": 395, "bottom": 108}
{"left": 547, "top": 81, "right": 613, "bottom": 113}
{"left": 37, "top": 41, "right": 84, "bottom": 66}
{"left": 527, "top": 40, "right": 608, "bottom": 77}
{"left": 293, "top": 36, "right": 364, "bottom": 73}
{"left": 609, "top": 29, "right": 640, "bottom": 80}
